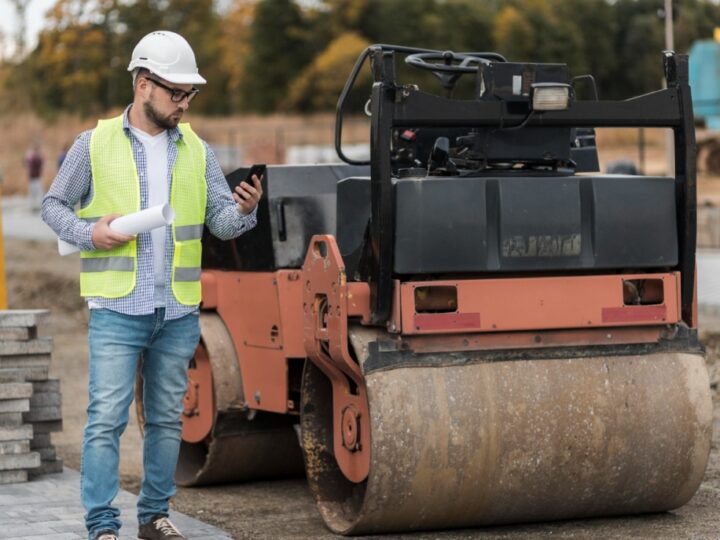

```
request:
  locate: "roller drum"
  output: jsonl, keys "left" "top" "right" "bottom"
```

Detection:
{"left": 176, "top": 425, "right": 304, "bottom": 486}
{"left": 175, "top": 312, "right": 304, "bottom": 486}
{"left": 302, "top": 351, "right": 712, "bottom": 534}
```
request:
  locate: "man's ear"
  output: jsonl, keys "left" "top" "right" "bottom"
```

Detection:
{"left": 135, "top": 78, "right": 151, "bottom": 99}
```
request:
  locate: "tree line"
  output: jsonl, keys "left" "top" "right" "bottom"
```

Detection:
{"left": 2, "top": 0, "right": 720, "bottom": 117}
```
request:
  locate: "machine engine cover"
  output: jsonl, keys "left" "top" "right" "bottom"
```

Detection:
{"left": 336, "top": 175, "right": 678, "bottom": 275}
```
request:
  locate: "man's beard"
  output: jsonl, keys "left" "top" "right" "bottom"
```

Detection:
{"left": 144, "top": 98, "right": 182, "bottom": 130}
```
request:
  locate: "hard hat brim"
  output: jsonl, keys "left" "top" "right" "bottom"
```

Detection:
{"left": 160, "top": 72, "right": 207, "bottom": 85}
{"left": 127, "top": 62, "right": 207, "bottom": 85}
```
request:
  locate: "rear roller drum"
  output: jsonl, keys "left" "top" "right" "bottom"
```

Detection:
{"left": 137, "top": 312, "right": 304, "bottom": 486}
{"left": 301, "top": 333, "right": 712, "bottom": 535}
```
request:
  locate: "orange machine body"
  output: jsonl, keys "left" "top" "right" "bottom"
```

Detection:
{"left": 190, "top": 240, "right": 689, "bottom": 448}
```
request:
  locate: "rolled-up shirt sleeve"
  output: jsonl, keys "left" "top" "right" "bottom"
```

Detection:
{"left": 203, "top": 142, "right": 257, "bottom": 240}
{"left": 41, "top": 131, "right": 96, "bottom": 251}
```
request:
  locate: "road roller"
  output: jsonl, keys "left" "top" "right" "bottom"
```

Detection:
{"left": 138, "top": 45, "right": 712, "bottom": 534}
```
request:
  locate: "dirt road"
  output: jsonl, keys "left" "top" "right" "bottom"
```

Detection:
{"left": 6, "top": 236, "right": 720, "bottom": 539}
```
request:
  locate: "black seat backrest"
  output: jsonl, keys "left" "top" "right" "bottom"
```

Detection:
{"left": 202, "top": 164, "right": 369, "bottom": 271}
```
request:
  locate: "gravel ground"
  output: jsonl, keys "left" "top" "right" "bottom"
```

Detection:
{"left": 5, "top": 236, "right": 720, "bottom": 540}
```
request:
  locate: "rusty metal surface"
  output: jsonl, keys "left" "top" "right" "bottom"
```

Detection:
{"left": 399, "top": 273, "right": 682, "bottom": 335}
{"left": 302, "top": 235, "right": 371, "bottom": 483}
{"left": 402, "top": 326, "right": 670, "bottom": 355}
{"left": 175, "top": 312, "right": 304, "bottom": 486}
{"left": 182, "top": 341, "right": 215, "bottom": 443}
{"left": 303, "top": 347, "right": 712, "bottom": 535}
{"left": 199, "top": 313, "right": 245, "bottom": 411}
{"left": 176, "top": 427, "right": 304, "bottom": 486}
{"left": 207, "top": 269, "right": 306, "bottom": 414}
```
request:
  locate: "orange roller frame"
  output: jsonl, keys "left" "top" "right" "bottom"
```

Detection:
{"left": 399, "top": 272, "right": 681, "bottom": 335}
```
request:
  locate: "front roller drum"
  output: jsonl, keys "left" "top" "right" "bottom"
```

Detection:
{"left": 301, "top": 351, "right": 712, "bottom": 535}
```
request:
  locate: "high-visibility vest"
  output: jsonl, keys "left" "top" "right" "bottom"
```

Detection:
{"left": 78, "top": 115, "right": 207, "bottom": 305}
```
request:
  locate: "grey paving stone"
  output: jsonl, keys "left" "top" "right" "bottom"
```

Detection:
{"left": 0, "top": 355, "right": 51, "bottom": 369}
{"left": 23, "top": 406, "right": 61, "bottom": 422}
{"left": 0, "top": 367, "right": 49, "bottom": 382}
{"left": 0, "top": 425, "right": 33, "bottom": 442}
{"left": 0, "top": 399, "right": 30, "bottom": 414}
{"left": 32, "top": 520, "right": 85, "bottom": 533}
{"left": 13, "top": 534, "right": 83, "bottom": 539}
{"left": 0, "top": 470, "right": 27, "bottom": 484}
{"left": 23, "top": 512, "right": 67, "bottom": 523}
{"left": 0, "top": 328, "right": 33, "bottom": 341}
{"left": 27, "top": 458, "right": 62, "bottom": 477}
{"left": 0, "top": 440, "right": 30, "bottom": 455}
{"left": 0, "top": 522, "right": 58, "bottom": 537}
{"left": 30, "top": 420, "right": 62, "bottom": 433}
{"left": 0, "top": 468, "right": 232, "bottom": 539}
{"left": 29, "top": 392, "right": 61, "bottom": 408}
{"left": 0, "top": 383, "right": 33, "bottom": 400}
{"left": 0, "top": 339, "right": 53, "bottom": 357}
{"left": 30, "top": 380, "right": 59, "bottom": 393}
{"left": 36, "top": 447, "right": 56, "bottom": 461}
{"left": 0, "top": 452, "right": 40, "bottom": 471}
{"left": 0, "top": 310, "right": 49, "bottom": 329}
{"left": 0, "top": 413, "right": 24, "bottom": 427}
{"left": 29, "top": 433, "right": 50, "bottom": 449}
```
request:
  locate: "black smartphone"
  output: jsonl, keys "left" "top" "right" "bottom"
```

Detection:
{"left": 245, "top": 163, "right": 266, "bottom": 184}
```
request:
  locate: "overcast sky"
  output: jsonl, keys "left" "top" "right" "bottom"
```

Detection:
{"left": 0, "top": 0, "right": 241, "bottom": 58}
{"left": 0, "top": 0, "right": 56, "bottom": 57}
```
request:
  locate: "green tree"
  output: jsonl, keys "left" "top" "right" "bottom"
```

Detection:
{"left": 241, "top": 0, "right": 316, "bottom": 113}
{"left": 493, "top": 0, "right": 584, "bottom": 70}
{"left": 22, "top": 0, "right": 113, "bottom": 115}
{"left": 552, "top": 0, "right": 615, "bottom": 98}
{"left": 493, "top": 4, "right": 535, "bottom": 62}
{"left": 163, "top": 0, "right": 227, "bottom": 113}
{"left": 360, "top": 0, "right": 447, "bottom": 50}
{"left": 219, "top": 0, "right": 257, "bottom": 113}
{"left": 284, "top": 31, "right": 371, "bottom": 111}
{"left": 610, "top": 0, "right": 665, "bottom": 98}
{"left": 674, "top": 0, "right": 720, "bottom": 54}
{"left": 322, "top": 0, "right": 368, "bottom": 35}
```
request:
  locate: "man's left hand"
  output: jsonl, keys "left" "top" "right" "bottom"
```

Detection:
{"left": 234, "top": 174, "right": 263, "bottom": 215}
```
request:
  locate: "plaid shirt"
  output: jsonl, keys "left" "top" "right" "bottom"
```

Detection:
{"left": 42, "top": 106, "right": 257, "bottom": 320}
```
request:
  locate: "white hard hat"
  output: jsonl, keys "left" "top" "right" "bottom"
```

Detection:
{"left": 128, "top": 30, "right": 206, "bottom": 85}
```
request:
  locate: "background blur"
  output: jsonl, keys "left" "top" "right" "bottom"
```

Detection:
{"left": 0, "top": 0, "right": 719, "bottom": 195}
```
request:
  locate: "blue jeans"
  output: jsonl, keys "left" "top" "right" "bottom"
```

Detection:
{"left": 81, "top": 308, "right": 200, "bottom": 539}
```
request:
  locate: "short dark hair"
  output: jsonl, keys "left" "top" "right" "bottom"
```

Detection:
{"left": 132, "top": 67, "right": 152, "bottom": 88}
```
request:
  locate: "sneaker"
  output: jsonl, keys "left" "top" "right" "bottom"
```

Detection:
{"left": 94, "top": 531, "right": 119, "bottom": 540}
{"left": 138, "top": 515, "right": 186, "bottom": 540}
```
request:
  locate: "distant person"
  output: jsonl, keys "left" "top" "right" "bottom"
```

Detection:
{"left": 41, "top": 30, "right": 264, "bottom": 540}
{"left": 24, "top": 143, "right": 44, "bottom": 211}
{"left": 57, "top": 143, "right": 70, "bottom": 170}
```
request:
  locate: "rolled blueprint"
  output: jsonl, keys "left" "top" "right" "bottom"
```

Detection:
{"left": 58, "top": 203, "right": 176, "bottom": 256}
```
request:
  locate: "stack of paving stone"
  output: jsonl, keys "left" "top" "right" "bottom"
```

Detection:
{"left": 0, "top": 309, "right": 62, "bottom": 483}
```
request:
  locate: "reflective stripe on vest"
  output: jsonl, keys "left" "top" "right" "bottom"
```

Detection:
{"left": 79, "top": 115, "right": 206, "bottom": 304}
{"left": 81, "top": 257, "right": 135, "bottom": 272}
{"left": 174, "top": 267, "right": 202, "bottom": 282}
{"left": 174, "top": 224, "right": 204, "bottom": 241}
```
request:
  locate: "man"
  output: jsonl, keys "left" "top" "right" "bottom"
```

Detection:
{"left": 24, "top": 142, "right": 44, "bottom": 211}
{"left": 42, "top": 31, "right": 262, "bottom": 540}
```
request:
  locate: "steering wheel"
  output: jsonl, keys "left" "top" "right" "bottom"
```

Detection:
{"left": 406, "top": 51, "right": 497, "bottom": 72}
{"left": 405, "top": 51, "right": 504, "bottom": 94}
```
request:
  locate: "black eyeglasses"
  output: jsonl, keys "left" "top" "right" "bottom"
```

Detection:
{"left": 144, "top": 77, "right": 199, "bottom": 103}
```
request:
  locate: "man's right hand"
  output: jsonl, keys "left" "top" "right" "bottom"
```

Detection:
{"left": 91, "top": 214, "right": 135, "bottom": 250}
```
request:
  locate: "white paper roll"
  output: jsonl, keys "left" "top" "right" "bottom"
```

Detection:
{"left": 58, "top": 204, "right": 176, "bottom": 256}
